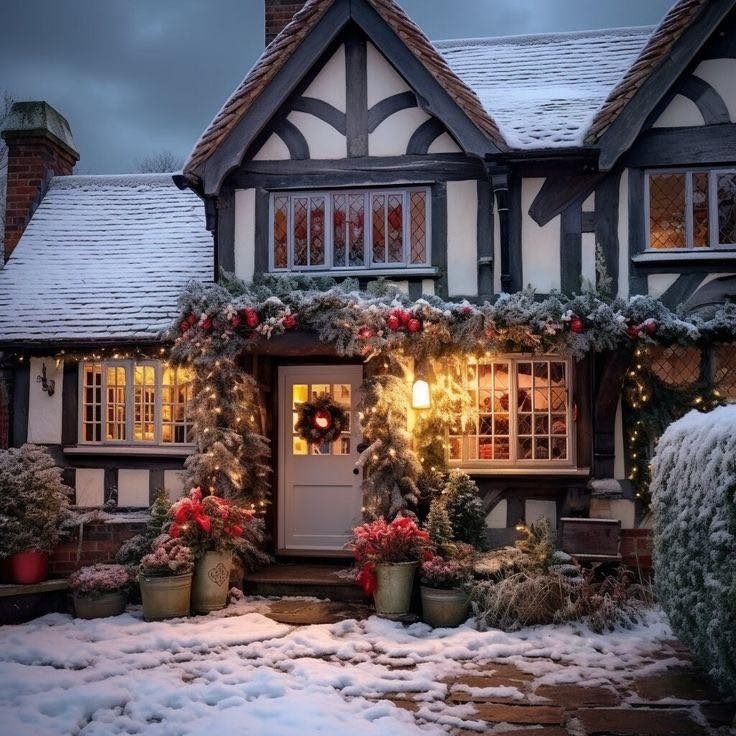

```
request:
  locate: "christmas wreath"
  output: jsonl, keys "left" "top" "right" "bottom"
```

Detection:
{"left": 295, "top": 394, "right": 349, "bottom": 444}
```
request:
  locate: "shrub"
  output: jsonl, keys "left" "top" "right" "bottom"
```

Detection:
{"left": 0, "top": 444, "right": 71, "bottom": 557}
{"left": 70, "top": 564, "right": 130, "bottom": 598}
{"left": 442, "top": 470, "right": 486, "bottom": 548}
{"left": 650, "top": 405, "right": 736, "bottom": 696}
{"left": 425, "top": 498, "right": 454, "bottom": 547}
{"left": 139, "top": 536, "right": 194, "bottom": 577}
{"left": 421, "top": 556, "right": 471, "bottom": 589}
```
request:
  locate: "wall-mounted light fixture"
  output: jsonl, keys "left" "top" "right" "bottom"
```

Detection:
{"left": 411, "top": 361, "right": 431, "bottom": 410}
{"left": 36, "top": 361, "right": 55, "bottom": 397}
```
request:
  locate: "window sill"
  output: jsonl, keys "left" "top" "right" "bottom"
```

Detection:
{"left": 268, "top": 267, "right": 438, "bottom": 279}
{"left": 633, "top": 250, "right": 736, "bottom": 265}
{"left": 456, "top": 466, "right": 590, "bottom": 477}
{"left": 64, "top": 445, "right": 195, "bottom": 458}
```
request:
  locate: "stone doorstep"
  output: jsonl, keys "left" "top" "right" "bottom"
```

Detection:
{"left": 534, "top": 683, "right": 622, "bottom": 707}
{"left": 264, "top": 599, "right": 373, "bottom": 625}
{"left": 453, "top": 729, "right": 568, "bottom": 736}
{"left": 629, "top": 670, "right": 721, "bottom": 702}
{"left": 470, "top": 703, "right": 565, "bottom": 725}
{"left": 575, "top": 707, "right": 709, "bottom": 736}
{"left": 0, "top": 579, "right": 69, "bottom": 597}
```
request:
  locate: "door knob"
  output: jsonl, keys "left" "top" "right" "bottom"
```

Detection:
{"left": 353, "top": 468, "right": 360, "bottom": 475}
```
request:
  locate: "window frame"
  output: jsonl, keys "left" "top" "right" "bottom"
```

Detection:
{"left": 78, "top": 360, "right": 194, "bottom": 447}
{"left": 449, "top": 355, "right": 576, "bottom": 470}
{"left": 268, "top": 186, "right": 431, "bottom": 272}
{"left": 645, "top": 167, "right": 736, "bottom": 251}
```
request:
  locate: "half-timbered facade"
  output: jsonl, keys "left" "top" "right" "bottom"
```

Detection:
{"left": 1, "top": 0, "right": 734, "bottom": 555}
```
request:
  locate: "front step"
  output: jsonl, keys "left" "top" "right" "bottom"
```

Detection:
{"left": 244, "top": 563, "right": 365, "bottom": 602}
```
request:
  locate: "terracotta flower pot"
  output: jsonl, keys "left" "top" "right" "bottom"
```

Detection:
{"left": 140, "top": 573, "right": 192, "bottom": 621}
{"left": 373, "top": 561, "right": 418, "bottom": 616}
{"left": 420, "top": 585, "right": 470, "bottom": 628}
{"left": 10, "top": 550, "right": 48, "bottom": 585}
{"left": 191, "top": 551, "right": 232, "bottom": 614}
{"left": 74, "top": 590, "right": 127, "bottom": 619}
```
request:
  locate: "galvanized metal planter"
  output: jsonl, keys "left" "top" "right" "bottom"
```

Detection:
{"left": 420, "top": 585, "right": 470, "bottom": 628}
{"left": 373, "top": 561, "right": 418, "bottom": 616}
{"left": 73, "top": 590, "right": 127, "bottom": 620}
{"left": 140, "top": 573, "right": 192, "bottom": 621}
{"left": 191, "top": 552, "right": 232, "bottom": 614}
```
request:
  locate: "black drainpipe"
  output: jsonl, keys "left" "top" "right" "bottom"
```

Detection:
{"left": 488, "top": 164, "right": 511, "bottom": 292}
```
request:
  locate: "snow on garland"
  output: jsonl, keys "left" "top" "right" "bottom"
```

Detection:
{"left": 168, "top": 274, "right": 736, "bottom": 512}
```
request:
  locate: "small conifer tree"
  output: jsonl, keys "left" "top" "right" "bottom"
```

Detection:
{"left": 426, "top": 497, "right": 454, "bottom": 548}
{"left": 442, "top": 470, "right": 486, "bottom": 549}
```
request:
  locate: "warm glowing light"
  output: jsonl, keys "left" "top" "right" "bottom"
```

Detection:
{"left": 411, "top": 379, "right": 431, "bottom": 409}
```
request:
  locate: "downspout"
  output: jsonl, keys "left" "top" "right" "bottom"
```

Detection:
{"left": 488, "top": 164, "right": 511, "bottom": 292}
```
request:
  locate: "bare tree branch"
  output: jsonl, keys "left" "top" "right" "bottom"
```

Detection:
{"left": 136, "top": 150, "right": 183, "bottom": 173}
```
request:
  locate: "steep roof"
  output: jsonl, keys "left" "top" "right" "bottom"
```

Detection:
{"left": 184, "top": 0, "right": 506, "bottom": 177}
{"left": 0, "top": 175, "right": 212, "bottom": 345}
{"left": 436, "top": 26, "right": 653, "bottom": 150}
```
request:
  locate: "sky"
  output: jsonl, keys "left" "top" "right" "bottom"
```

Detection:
{"left": 0, "top": 0, "right": 675, "bottom": 174}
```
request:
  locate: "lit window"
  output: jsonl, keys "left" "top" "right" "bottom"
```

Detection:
{"left": 270, "top": 188, "right": 430, "bottom": 271}
{"left": 713, "top": 343, "right": 736, "bottom": 401}
{"left": 647, "top": 168, "right": 736, "bottom": 250}
{"left": 79, "top": 361, "right": 194, "bottom": 446}
{"left": 449, "top": 357, "right": 573, "bottom": 466}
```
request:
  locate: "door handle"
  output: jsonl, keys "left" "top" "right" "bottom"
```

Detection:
{"left": 353, "top": 468, "right": 360, "bottom": 475}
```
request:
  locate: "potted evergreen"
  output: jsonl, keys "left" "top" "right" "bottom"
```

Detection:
{"left": 70, "top": 563, "right": 130, "bottom": 619}
{"left": 350, "top": 516, "right": 430, "bottom": 617}
{"left": 420, "top": 555, "right": 472, "bottom": 628}
{"left": 0, "top": 444, "right": 71, "bottom": 584}
{"left": 138, "top": 536, "right": 194, "bottom": 620}
{"left": 169, "top": 488, "right": 255, "bottom": 614}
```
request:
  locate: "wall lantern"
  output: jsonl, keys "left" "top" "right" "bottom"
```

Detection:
{"left": 36, "top": 361, "right": 55, "bottom": 397}
{"left": 411, "top": 362, "right": 431, "bottom": 410}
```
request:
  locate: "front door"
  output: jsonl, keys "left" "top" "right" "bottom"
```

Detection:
{"left": 277, "top": 365, "right": 363, "bottom": 554}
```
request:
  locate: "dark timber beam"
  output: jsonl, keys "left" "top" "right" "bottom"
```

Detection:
{"left": 345, "top": 31, "right": 368, "bottom": 157}
{"left": 406, "top": 118, "right": 446, "bottom": 155}
{"left": 367, "top": 91, "right": 417, "bottom": 132}
{"left": 593, "top": 349, "right": 631, "bottom": 479}
{"left": 679, "top": 75, "right": 730, "bottom": 125}
{"left": 624, "top": 124, "right": 736, "bottom": 168}
{"left": 291, "top": 97, "right": 347, "bottom": 134}
{"left": 529, "top": 174, "right": 604, "bottom": 227}
{"left": 272, "top": 118, "right": 310, "bottom": 160}
{"left": 593, "top": 170, "right": 621, "bottom": 296}
{"left": 560, "top": 201, "right": 582, "bottom": 295}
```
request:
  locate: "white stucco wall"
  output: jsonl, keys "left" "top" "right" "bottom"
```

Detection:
{"left": 234, "top": 188, "right": 256, "bottom": 282}
{"left": 694, "top": 58, "right": 736, "bottom": 122}
{"left": 118, "top": 469, "right": 150, "bottom": 508}
{"left": 163, "top": 470, "right": 186, "bottom": 502}
{"left": 369, "top": 107, "right": 430, "bottom": 156}
{"left": 252, "top": 133, "right": 290, "bottom": 161}
{"left": 75, "top": 469, "right": 105, "bottom": 507}
{"left": 366, "top": 42, "right": 410, "bottom": 107}
{"left": 287, "top": 111, "right": 346, "bottom": 159}
{"left": 27, "top": 357, "right": 63, "bottom": 445}
{"left": 581, "top": 232, "right": 596, "bottom": 287}
{"left": 618, "top": 170, "right": 630, "bottom": 299}
{"left": 485, "top": 499, "right": 507, "bottom": 529}
{"left": 652, "top": 94, "right": 705, "bottom": 128}
{"left": 303, "top": 44, "right": 347, "bottom": 112}
{"left": 525, "top": 499, "right": 557, "bottom": 530}
{"left": 647, "top": 273, "right": 679, "bottom": 299}
{"left": 446, "top": 180, "right": 478, "bottom": 297}
{"left": 427, "top": 132, "right": 461, "bottom": 154}
{"left": 521, "top": 178, "right": 560, "bottom": 292}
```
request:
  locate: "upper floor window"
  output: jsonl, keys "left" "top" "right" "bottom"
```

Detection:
{"left": 270, "top": 187, "right": 430, "bottom": 271}
{"left": 448, "top": 357, "right": 574, "bottom": 467}
{"left": 80, "top": 361, "right": 194, "bottom": 445}
{"left": 647, "top": 168, "right": 736, "bottom": 250}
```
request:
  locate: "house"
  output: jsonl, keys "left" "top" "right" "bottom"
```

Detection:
{"left": 1, "top": 0, "right": 735, "bottom": 558}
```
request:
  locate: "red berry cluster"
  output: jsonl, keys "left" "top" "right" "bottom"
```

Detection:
{"left": 569, "top": 314, "right": 585, "bottom": 334}
{"left": 626, "top": 320, "right": 657, "bottom": 338}
{"left": 229, "top": 308, "right": 260, "bottom": 329}
{"left": 386, "top": 308, "right": 423, "bottom": 333}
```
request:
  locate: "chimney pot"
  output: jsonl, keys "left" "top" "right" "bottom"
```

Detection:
{"left": 2, "top": 101, "right": 79, "bottom": 261}
{"left": 265, "top": 0, "right": 308, "bottom": 46}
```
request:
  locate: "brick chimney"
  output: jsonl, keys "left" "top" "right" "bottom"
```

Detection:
{"left": 265, "top": 0, "right": 308, "bottom": 46}
{"left": 2, "top": 101, "right": 79, "bottom": 261}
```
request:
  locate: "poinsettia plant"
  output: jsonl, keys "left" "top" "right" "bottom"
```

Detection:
{"left": 70, "top": 564, "right": 131, "bottom": 599}
{"left": 169, "top": 487, "right": 255, "bottom": 559}
{"left": 349, "top": 516, "right": 431, "bottom": 595}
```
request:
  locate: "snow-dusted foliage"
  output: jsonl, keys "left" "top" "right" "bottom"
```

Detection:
{"left": 650, "top": 405, "right": 736, "bottom": 696}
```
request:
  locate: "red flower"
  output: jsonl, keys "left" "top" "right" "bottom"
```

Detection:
{"left": 194, "top": 513, "right": 211, "bottom": 533}
{"left": 357, "top": 563, "right": 377, "bottom": 595}
{"left": 230, "top": 525, "right": 243, "bottom": 538}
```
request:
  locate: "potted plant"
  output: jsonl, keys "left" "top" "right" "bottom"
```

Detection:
{"left": 350, "top": 516, "right": 430, "bottom": 617}
{"left": 138, "top": 536, "right": 194, "bottom": 621}
{"left": 420, "top": 555, "right": 472, "bottom": 628}
{"left": 0, "top": 444, "right": 71, "bottom": 584}
{"left": 169, "top": 488, "right": 254, "bottom": 614}
{"left": 69, "top": 563, "right": 130, "bottom": 619}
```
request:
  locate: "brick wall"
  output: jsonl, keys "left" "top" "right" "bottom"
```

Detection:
{"left": 265, "top": 0, "right": 306, "bottom": 45}
{"left": 49, "top": 520, "right": 147, "bottom": 577}
{"left": 3, "top": 136, "right": 77, "bottom": 260}
{"left": 621, "top": 528, "right": 652, "bottom": 570}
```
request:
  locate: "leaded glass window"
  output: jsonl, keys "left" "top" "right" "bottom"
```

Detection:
{"left": 269, "top": 188, "right": 430, "bottom": 271}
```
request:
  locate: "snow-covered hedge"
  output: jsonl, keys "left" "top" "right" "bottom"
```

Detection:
{"left": 650, "top": 406, "right": 736, "bottom": 696}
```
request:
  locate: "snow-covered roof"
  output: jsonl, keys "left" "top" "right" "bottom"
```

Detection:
{"left": 0, "top": 174, "right": 212, "bottom": 344}
{"left": 436, "top": 26, "right": 654, "bottom": 149}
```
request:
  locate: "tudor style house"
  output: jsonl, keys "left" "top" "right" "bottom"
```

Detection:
{"left": 0, "top": 0, "right": 735, "bottom": 555}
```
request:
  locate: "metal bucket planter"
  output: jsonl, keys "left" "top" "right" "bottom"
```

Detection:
{"left": 140, "top": 573, "right": 192, "bottom": 621}
{"left": 74, "top": 590, "right": 127, "bottom": 619}
{"left": 420, "top": 586, "right": 470, "bottom": 628}
{"left": 191, "top": 551, "right": 232, "bottom": 614}
{"left": 373, "top": 561, "right": 418, "bottom": 616}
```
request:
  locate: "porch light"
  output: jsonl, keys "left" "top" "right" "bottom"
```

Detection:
{"left": 411, "top": 361, "right": 431, "bottom": 410}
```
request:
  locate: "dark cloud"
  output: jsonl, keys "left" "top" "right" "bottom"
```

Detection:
{"left": 0, "top": 0, "right": 675, "bottom": 173}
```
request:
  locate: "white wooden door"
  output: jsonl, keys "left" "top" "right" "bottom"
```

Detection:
{"left": 277, "top": 365, "right": 364, "bottom": 554}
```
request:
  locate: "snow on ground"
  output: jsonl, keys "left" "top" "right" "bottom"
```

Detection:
{"left": 0, "top": 600, "right": 675, "bottom": 736}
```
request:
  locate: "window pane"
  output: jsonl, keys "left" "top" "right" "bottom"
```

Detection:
{"left": 409, "top": 191, "right": 427, "bottom": 264}
{"left": 105, "top": 366, "right": 127, "bottom": 441}
{"left": 372, "top": 194, "right": 386, "bottom": 263}
{"left": 692, "top": 173, "right": 709, "bottom": 248}
{"left": 161, "top": 366, "right": 194, "bottom": 444}
{"left": 273, "top": 196, "right": 288, "bottom": 268}
{"left": 713, "top": 343, "right": 736, "bottom": 401}
{"left": 134, "top": 365, "right": 156, "bottom": 442}
{"left": 649, "top": 173, "right": 685, "bottom": 249}
{"left": 82, "top": 363, "right": 102, "bottom": 442}
{"left": 717, "top": 173, "right": 736, "bottom": 245}
{"left": 387, "top": 193, "right": 403, "bottom": 263}
{"left": 332, "top": 193, "right": 347, "bottom": 267}
{"left": 293, "top": 197, "right": 308, "bottom": 266}
{"left": 348, "top": 194, "right": 365, "bottom": 267}
{"left": 309, "top": 197, "right": 325, "bottom": 266}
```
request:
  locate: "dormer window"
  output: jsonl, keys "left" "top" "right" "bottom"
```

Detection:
{"left": 269, "top": 188, "right": 430, "bottom": 272}
{"left": 646, "top": 168, "right": 736, "bottom": 250}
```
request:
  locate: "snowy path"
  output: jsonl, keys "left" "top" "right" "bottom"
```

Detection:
{"left": 0, "top": 601, "right": 723, "bottom": 735}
